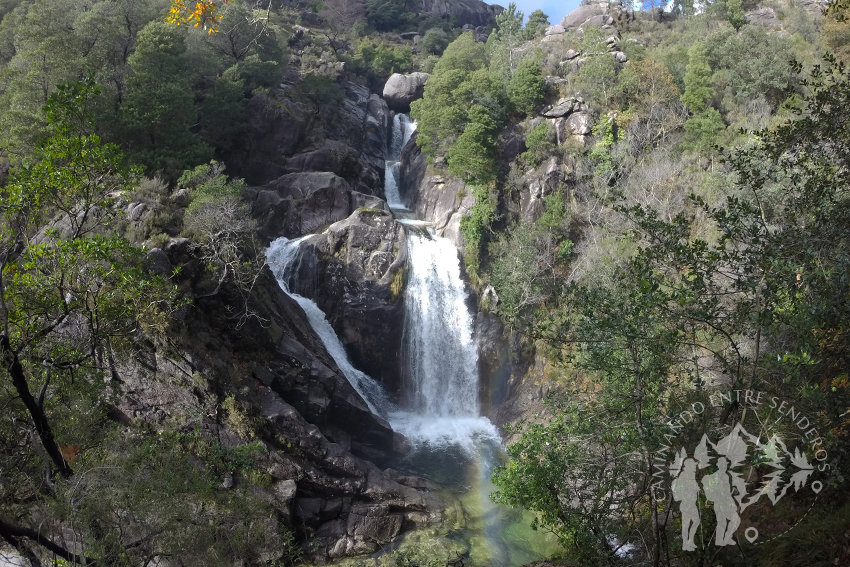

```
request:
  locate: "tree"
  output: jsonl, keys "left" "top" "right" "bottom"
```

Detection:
{"left": 320, "top": 0, "right": 365, "bottom": 51}
{"left": 492, "top": 54, "right": 850, "bottom": 567}
{"left": 682, "top": 107, "right": 725, "bottom": 152}
{"left": 121, "top": 21, "right": 211, "bottom": 176}
{"left": 492, "top": 2, "right": 526, "bottom": 75}
{"left": 680, "top": 42, "right": 713, "bottom": 113}
{"left": 726, "top": 0, "right": 745, "bottom": 30}
{"left": 507, "top": 59, "right": 546, "bottom": 116}
{"left": 0, "top": 80, "right": 178, "bottom": 562}
{"left": 167, "top": 0, "right": 231, "bottom": 34}
{"left": 179, "top": 161, "right": 265, "bottom": 327}
{"left": 410, "top": 33, "right": 498, "bottom": 160}
{"left": 448, "top": 120, "right": 497, "bottom": 184}
{"left": 525, "top": 9, "right": 550, "bottom": 37}
{"left": 366, "top": 0, "right": 413, "bottom": 31}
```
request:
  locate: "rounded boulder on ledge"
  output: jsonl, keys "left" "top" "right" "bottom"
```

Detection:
{"left": 383, "top": 72, "right": 430, "bottom": 112}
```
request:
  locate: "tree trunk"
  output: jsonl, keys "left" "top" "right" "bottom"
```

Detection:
{"left": 1, "top": 335, "right": 73, "bottom": 478}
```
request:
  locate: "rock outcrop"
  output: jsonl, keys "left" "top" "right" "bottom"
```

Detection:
{"left": 383, "top": 72, "right": 430, "bottom": 112}
{"left": 283, "top": 208, "right": 407, "bottom": 395}
{"left": 245, "top": 172, "right": 390, "bottom": 243}
{"left": 399, "top": 132, "right": 476, "bottom": 250}
{"left": 236, "top": 82, "right": 389, "bottom": 196}
{"left": 420, "top": 0, "right": 504, "bottom": 27}
{"left": 119, "top": 243, "right": 439, "bottom": 562}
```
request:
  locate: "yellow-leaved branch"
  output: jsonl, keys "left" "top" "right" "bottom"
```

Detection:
{"left": 166, "top": 0, "right": 230, "bottom": 34}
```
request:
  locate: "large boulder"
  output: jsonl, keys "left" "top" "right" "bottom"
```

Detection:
{"left": 561, "top": 3, "right": 606, "bottom": 27}
{"left": 383, "top": 72, "right": 430, "bottom": 112}
{"left": 284, "top": 208, "right": 407, "bottom": 395}
{"left": 245, "top": 172, "right": 390, "bottom": 243}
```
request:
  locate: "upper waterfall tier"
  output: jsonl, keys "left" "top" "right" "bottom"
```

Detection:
{"left": 385, "top": 114, "right": 417, "bottom": 210}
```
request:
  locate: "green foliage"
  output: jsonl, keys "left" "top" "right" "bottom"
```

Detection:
{"left": 522, "top": 122, "right": 555, "bottom": 167}
{"left": 726, "top": 0, "right": 746, "bottom": 30}
{"left": 352, "top": 37, "right": 413, "bottom": 82}
{"left": 681, "top": 41, "right": 713, "bottom": 112}
{"left": 202, "top": 66, "right": 247, "bottom": 151}
{"left": 122, "top": 21, "right": 212, "bottom": 177}
{"left": 507, "top": 59, "right": 546, "bottom": 116}
{"left": 491, "top": 53, "right": 850, "bottom": 567}
{"left": 704, "top": 24, "right": 797, "bottom": 110}
{"left": 459, "top": 184, "right": 497, "bottom": 274}
{"left": 448, "top": 121, "right": 497, "bottom": 184}
{"left": 411, "top": 33, "right": 502, "bottom": 160}
{"left": 577, "top": 26, "right": 618, "bottom": 106}
{"left": 289, "top": 73, "right": 345, "bottom": 114}
{"left": 365, "top": 0, "right": 413, "bottom": 31}
{"left": 525, "top": 9, "right": 550, "bottom": 37}
{"left": 420, "top": 29, "right": 450, "bottom": 55}
{"left": 682, "top": 107, "right": 725, "bottom": 152}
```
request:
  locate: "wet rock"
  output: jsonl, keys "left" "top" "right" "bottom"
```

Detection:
{"left": 398, "top": 132, "right": 477, "bottom": 250}
{"left": 288, "top": 208, "right": 406, "bottom": 394}
{"left": 346, "top": 504, "right": 403, "bottom": 543}
{"left": 245, "top": 172, "right": 390, "bottom": 243}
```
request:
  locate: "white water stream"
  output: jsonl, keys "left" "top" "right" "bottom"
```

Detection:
{"left": 384, "top": 113, "right": 417, "bottom": 209}
{"left": 266, "top": 114, "right": 557, "bottom": 565}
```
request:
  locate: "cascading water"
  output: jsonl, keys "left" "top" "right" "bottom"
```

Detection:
{"left": 265, "top": 113, "right": 559, "bottom": 565}
{"left": 384, "top": 114, "right": 417, "bottom": 210}
{"left": 388, "top": 230, "right": 499, "bottom": 451}
{"left": 266, "top": 237, "right": 390, "bottom": 417}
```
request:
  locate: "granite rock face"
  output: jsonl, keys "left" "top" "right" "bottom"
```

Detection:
{"left": 245, "top": 172, "right": 390, "bottom": 244}
{"left": 116, "top": 247, "right": 438, "bottom": 562}
{"left": 282, "top": 208, "right": 407, "bottom": 395}
{"left": 383, "top": 72, "right": 430, "bottom": 112}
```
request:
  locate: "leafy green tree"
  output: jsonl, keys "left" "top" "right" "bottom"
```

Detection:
{"left": 525, "top": 9, "right": 550, "bottom": 37}
{"left": 411, "top": 33, "right": 498, "bottom": 159}
{"left": 681, "top": 42, "right": 713, "bottom": 113}
{"left": 122, "top": 21, "right": 211, "bottom": 176}
{"left": 682, "top": 107, "right": 725, "bottom": 152}
{"left": 507, "top": 59, "right": 546, "bottom": 116}
{"left": 201, "top": 67, "right": 247, "bottom": 151}
{"left": 727, "top": 0, "right": 746, "bottom": 30}
{"left": 578, "top": 26, "right": 618, "bottom": 106}
{"left": 492, "top": 52, "right": 850, "bottom": 567}
{"left": 521, "top": 122, "right": 555, "bottom": 167}
{"left": 365, "top": 0, "right": 413, "bottom": 31}
{"left": 448, "top": 121, "right": 497, "bottom": 184}
{"left": 704, "top": 24, "right": 796, "bottom": 109}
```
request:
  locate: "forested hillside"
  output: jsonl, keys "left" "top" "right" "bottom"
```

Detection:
{"left": 1, "top": 0, "right": 849, "bottom": 565}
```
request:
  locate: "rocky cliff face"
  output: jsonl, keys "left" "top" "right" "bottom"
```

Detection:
{"left": 236, "top": 83, "right": 389, "bottom": 197}
{"left": 282, "top": 208, "right": 407, "bottom": 396}
{"left": 125, "top": 242, "right": 439, "bottom": 562}
{"left": 398, "top": 132, "right": 476, "bottom": 250}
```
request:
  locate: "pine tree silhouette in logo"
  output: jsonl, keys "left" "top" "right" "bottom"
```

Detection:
{"left": 670, "top": 423, "right": 815, "bottom": 549}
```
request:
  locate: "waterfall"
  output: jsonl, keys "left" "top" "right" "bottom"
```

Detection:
{"left": 266, "top": 237, "right": 390, "bottom": 417}
{"left": 388, "top": 231, "right": 499, "bottom": 451}
{"left": 384, "top": 114, "right": 417, "bottom": 210}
